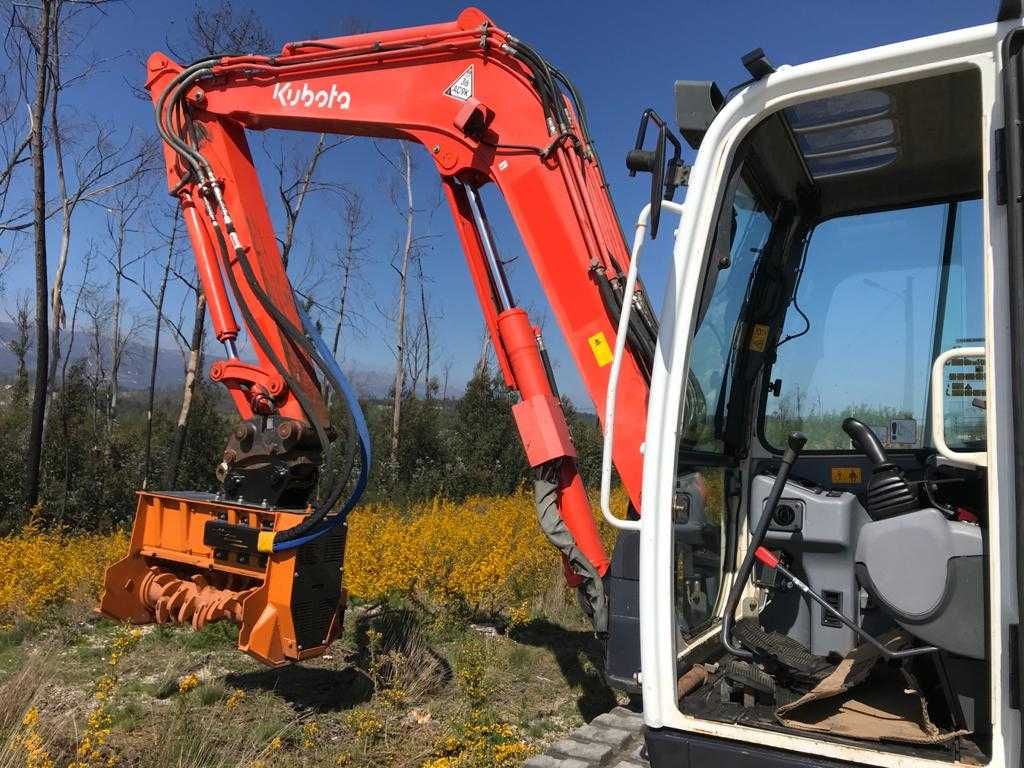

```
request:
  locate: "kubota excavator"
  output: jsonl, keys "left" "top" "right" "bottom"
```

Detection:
{"left": 100, "top": 4, "right": 1024, "bottom": 766}
{"left": 100, "top": 6, "right": 652, "bottom": 668}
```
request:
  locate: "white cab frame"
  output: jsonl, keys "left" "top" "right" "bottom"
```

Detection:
{"left": 639, "top": 18, "right": 1021, "bottom": 768}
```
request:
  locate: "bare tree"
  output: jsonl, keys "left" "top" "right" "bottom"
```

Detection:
{"left": 24, "top": 0, "right": 52, "bottom": 509}
{"left": 384, "top": 142, "right": 414, "bottom": 482}
{"left": 164, "top": 290, "right": 206, "bottom": 488}
{"left": 141, "top": 210, "right": 179, "bottom": 487}
{"left": 330, "top": 192, "right": 368, "bottom": 353}
{"left": 266, "top": 133, "right": 347, "bottom": 269}
{"left": 46, "top": 0, "right": 151, "bottom": 430}
{"left": 414, "top": 252, "right": 435, "bottom": 398}
{"left": 57, "top": 247, "right": 91, "bottom": 521}
{"left": 182, "top": 0, "right": 273, "bottom": 57}
{"left": 104, "top": 183, "right": 148, "bottom": 424}
{"left": 4, "top": 294, "right": 32, "bottom": 404}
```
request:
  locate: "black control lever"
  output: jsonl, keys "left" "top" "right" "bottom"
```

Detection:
{"left": 841, "top": 417, "right": 888, "bottom": 467}
{"left": 722, "top": 432, "right": 806, "bottom": 658}
{"left": 842, "top": 417, "right": 917, "bottom": 518}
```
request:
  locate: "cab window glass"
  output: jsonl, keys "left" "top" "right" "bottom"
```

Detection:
{"left": 681, "top": 179, "right": 773, "bottom": 453}
{"left": 763, "top": 200, "right": 983, "bottom": 450}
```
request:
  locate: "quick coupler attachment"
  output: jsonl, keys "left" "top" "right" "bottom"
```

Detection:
{"left": 99, "top": 491, "right": 347, "bottom": 666}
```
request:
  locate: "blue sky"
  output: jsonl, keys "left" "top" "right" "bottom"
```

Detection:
{"left": 0, "top": 0, "right": 995, "bottom": 409}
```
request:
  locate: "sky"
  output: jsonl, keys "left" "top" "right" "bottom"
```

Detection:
{"left": 0, "top": 0, "right": 997, "bottom": 410}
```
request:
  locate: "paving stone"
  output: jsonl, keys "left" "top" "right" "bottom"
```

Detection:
{"left": 549, "top": 738, "right": 614, "bottom": 764}
{"left": 523, "top": 756, "right": 590, "bottom": 768}
{"left": 610, "top": 761, "right": 648, "bottom": 768}
{"left": 609, "top": 706, "right": 643, "bottom": 723}
{"left": 574, "top": 724, "right": 632, "bottom": 749}
{"left": 591, "top": 709, "right": 643, "bottom": 734}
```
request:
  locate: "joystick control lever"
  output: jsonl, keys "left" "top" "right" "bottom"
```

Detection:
{"left": 722, "top": 433, "right": 805, "bottom": 658}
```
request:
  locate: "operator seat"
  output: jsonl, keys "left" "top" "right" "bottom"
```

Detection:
{"left": 844, "top": 418, "right": 985, "bottom": 660}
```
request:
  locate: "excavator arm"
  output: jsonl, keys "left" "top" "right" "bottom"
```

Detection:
{"left": 100, "top": 7, "right": 659, "bottom": 666}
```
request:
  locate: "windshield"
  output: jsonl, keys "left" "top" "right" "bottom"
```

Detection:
{"left": 763, "top": 199, "right": 984, "bottom": 451}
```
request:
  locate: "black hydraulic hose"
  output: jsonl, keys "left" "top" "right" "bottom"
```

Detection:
{"left": 507, "top": 38, "right": 567, "bottom": 130}
{"left": 207, "top": 200, "right": 357, "bottom": 538}
{"left": 721, "top": 431, "right": 806, "bottom": 659}
{"left": 212, "top": 208, "right": 360, "bottom": 542}
{"left": 594, "top": 267, "right": 652, "bottom": 381}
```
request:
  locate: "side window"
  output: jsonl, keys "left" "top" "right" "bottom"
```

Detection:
{"left": 681, "top": 178, "right": 773, "bottom": 453}
{"left": 673, "top": 174, "right": 772, "bottom": 641}
{"left": 763, "top": 200, "right": 983, "bottom": 451}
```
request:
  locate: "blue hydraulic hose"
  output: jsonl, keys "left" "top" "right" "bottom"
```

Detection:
{"left": 271, "top": 303, "right": 371, "bottom": 552}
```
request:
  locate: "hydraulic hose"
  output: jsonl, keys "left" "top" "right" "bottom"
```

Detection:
{"left": 271, "top": 304, "right": 371, "bottom": 552}
{"left": 721, "top": 431, "right": 805, "bottom": 659}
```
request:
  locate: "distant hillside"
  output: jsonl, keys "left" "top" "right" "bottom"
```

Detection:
{"left": 0, "top": 321, "right": 395, "bottom": 398}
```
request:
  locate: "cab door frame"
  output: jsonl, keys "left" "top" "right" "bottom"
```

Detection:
{"left": 639, "top": 19, "right": 1019, "bottom": 768}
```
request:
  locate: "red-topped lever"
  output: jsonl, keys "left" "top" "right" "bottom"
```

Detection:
{"left": 751, "top": 547, "right": 936, "bottom": 660}
{"left": 753, "top": 546, "right": 779, "bottom": 570}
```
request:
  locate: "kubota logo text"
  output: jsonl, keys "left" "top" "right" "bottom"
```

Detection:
{"left": 272, "top": 81, "right": 351, "bottom": 110}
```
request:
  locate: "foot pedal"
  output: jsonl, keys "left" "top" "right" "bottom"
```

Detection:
{"left": 719, "top": 660, "right": 798, "bottom": 706}
{"left": 732, "top": 618, "right": 836, "bottom": 686}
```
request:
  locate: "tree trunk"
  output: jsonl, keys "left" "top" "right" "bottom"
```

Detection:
{"left": 144, "top": 218, "right": 177, "bottom": 488}
{"left": 389, "top": 144, "right": 413, "bottom": 482}
{"left": 25, "top": 0, "right": 52, "bottom": 510}
{"left": 163, "top": 291, "right": 206, "bottom": 489}
{"left": 417, "top": 257, "right": 432, "bottom": 399}
{"left": 44, "top": 8, "right": 67, "bottom": 442}
{"left": 59, "top": 259, "right": 89, "bottom": 524}
{"left": 109, "top": 230, "right": 124, "bottom": 425}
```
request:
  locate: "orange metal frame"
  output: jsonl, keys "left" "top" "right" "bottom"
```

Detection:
{"left": 101, "top": 492, "right": 343, "bottom": 665}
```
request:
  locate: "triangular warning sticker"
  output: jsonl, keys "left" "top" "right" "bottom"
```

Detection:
{"left": 444, "top": 65, "right": 474, "bottom": 101}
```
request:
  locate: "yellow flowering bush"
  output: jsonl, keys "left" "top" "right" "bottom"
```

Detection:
{"left": 0, "top": 489, "right": 625, "bottom": 627}
{"left": 424, "top": 719, "right": 531, "bottom": 768}
{"left": 346, "top": 491, "right": 621, "bottom": 614}
{"left": 21, "top": 707, "right": 54, "bottom": 768}
{"left": 0, "top": 524, "right": 127, "bottom": 621}
{"left": 70, "top": 625, "right": 141, "bottom": 768}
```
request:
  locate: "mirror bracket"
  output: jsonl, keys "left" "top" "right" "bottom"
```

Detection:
{"left": 625, "top": 108, "right": 686, "bottom": 239}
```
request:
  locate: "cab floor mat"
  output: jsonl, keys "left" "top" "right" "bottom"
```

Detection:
{"left": 732, "top": 618, "right": 836, "bottom": 687}
{"left": 776, "top": 633, "right": 971, "bottom": 747}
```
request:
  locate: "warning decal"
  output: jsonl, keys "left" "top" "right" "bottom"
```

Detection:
{"left": 588, "top": 332, "right": 613, "bottom": 368}
{"left": 444, "top": 65, "right": 474, "bottom": 101}
{"left": 749, "top": 323, "right": 770, "bottom": 352}
{"left": 830, "top": 467, "right": 863, "bottom": 485}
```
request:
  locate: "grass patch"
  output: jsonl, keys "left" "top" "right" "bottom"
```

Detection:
{"left": 180, "top": 622, "right": 238, "bottom": 650}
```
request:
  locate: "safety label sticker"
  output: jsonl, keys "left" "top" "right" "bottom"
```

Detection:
{"left": 588, "top": 332, "right": 613, "bottom": 367}
{"left": 444, "top": 65, "right": 474, "bottom": 101}
{"left": 748, "top": 323, "right": 769, "bottom": 352}
{"left": 830, "top": 466, "right": 862, "bottom": 485}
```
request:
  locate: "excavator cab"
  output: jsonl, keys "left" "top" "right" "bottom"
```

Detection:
{"left": 628, "top": 14, "right": 1023, "bottom": 768}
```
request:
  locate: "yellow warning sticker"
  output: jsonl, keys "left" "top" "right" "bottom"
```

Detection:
{"left": 588, "top": 332, "right": 613, "bottom": 367}
{"left": 831, "top": 466, "right": 863, "bottom": 485}
{"left": 749, "top": 324, "right": 770, "bottom": 352}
